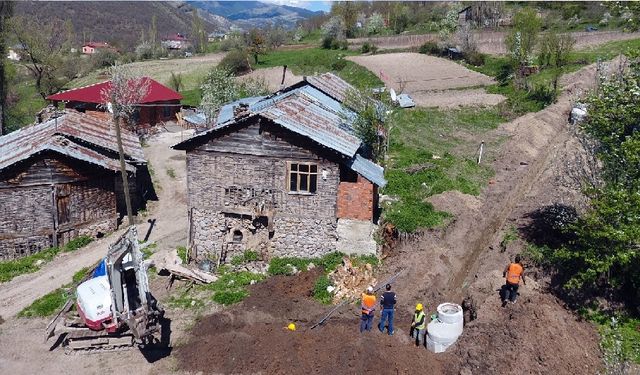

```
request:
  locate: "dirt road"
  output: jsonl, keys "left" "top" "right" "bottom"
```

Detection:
{"left": 0, "top": 129, "right": 189, "bottom": 320}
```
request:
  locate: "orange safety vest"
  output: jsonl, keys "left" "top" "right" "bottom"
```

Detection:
{"left": 361, "top": 293, "right": 376, "bottom": 315}
{"left": 506, "top": 263, "right": 523, "bottom": 285}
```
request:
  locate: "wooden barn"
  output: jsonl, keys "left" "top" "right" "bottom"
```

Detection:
{"left": 173, "top": 73, "right": 387, "bottom": 264}
{"left": 0, "top": 110, "right": 149, "bottom": 259}
{"left": 46, "top": 78, "right": 183, "bottom": 133}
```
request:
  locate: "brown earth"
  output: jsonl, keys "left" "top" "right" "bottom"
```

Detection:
{"left": 346, "top": 53, "right": 506, "bottom": 108}
{"left": 172, "top": 60, "right": 620, "bottom": 375}
{"left": 236, "top": 67, "right": 304, "bottom": 92}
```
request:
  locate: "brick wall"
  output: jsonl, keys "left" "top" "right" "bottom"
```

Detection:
{"left": 337, "top": 175, "right": 375, "bottom": 221}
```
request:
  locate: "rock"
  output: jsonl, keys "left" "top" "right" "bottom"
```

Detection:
{"left": 35, "top": 259, "right": 45, "bottom": 267}
{"left": 306, "top": 262, "right": 316, "bottom": 271}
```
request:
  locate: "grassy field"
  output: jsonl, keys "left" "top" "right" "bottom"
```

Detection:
{"left": 0, "top": 236, "right": 93, "bottom": 283}
{"left": 181, "top": 47, "right": 382, "bottom": 107}
{"left": 383, "top": 107, "right": 505, "bottom": 232}
{"left": 465, "top": 38, "right": 640, "bottom": 117}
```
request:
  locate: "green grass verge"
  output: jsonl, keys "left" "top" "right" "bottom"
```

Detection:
{"left": 384, "top": 107, "right": 504, "bottom": 232}
{"left": 6, "top": 76, "right": 48, "bottom": 132}
{"left": 18, "top": 267, "right": 91, "bottom": 318}
{"left": 230, "top": 249, "right": 260, "bottom": 266}
{"left": 580, "top": 308, "right": 640, "bottom": 364}
{"left": 180, "top": 87, "right": 202, "bottom": 107}
{"left": 256, "top": 47, "right": 383, "bottom": 90}
{"left": 0, "top": 236, "right": 93, "bottom": 283}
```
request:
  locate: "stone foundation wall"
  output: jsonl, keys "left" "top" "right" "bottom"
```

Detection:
{"left": 191, "top": 208, "right": 337, "bottom": 262}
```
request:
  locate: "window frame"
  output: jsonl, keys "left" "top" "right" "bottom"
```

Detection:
{"left": 286, "top": 161, "right": 318, "bottom": 195}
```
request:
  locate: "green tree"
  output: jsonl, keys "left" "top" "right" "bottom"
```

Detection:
{"left": 505, "top": 8, "right": 542, "bottom": 67}
{"left": 331, "top": 1, "right": 360, "bottom": 38}
{"left": 246, "top": 29, "right": 267, "bottom": 64}
{"left": 0, "top": 0, "right": 14, "bottom": 135}
{"left": 191, "top": 10, "right": 206, "bottom": 53}
{"left": 556, "top": 65, "right": 640, "bottom": 300}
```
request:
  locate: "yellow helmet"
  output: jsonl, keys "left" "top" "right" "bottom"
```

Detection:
{"left": 287, "top": 323, "right": 296, "bottom": 331}
{"left": 416, "top": 303, "right": 423, "bottom": 311}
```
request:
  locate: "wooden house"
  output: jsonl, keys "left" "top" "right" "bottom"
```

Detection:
{"left": 173, "top": 73, "right": 387, "bottom": 264}
{"left": 0, "top": 110, "right": 149, "bottom": 259}
{"left": 46, "top": 78, "right": 183, "bottom": 133}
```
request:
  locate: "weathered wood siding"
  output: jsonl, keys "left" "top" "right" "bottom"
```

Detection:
{"left": 0, "top": 154, "right": 117, "bottom": 259}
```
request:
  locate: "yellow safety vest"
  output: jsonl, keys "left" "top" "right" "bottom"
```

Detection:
{"left": 414, "top": 311, "right": 426, "bottom": 330}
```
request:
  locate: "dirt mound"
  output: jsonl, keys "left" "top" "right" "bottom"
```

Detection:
{"left": 453, "top": 293, "right": 601, "bottom": 375}
{"left": 176, "top": 270, "right": 453, "bottom": 375}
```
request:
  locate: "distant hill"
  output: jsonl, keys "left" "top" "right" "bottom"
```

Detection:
{"left": 189, "top": 1, "right": 323, "bottom": 29}
{"left": 14, "top": 1, "right": 230, "bottom": 50}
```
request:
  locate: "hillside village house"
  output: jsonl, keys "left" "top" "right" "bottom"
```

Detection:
{"left": 82, "top": 42, "right": 114, "bottom": 55}
{"left": 0, "top": 110, "right": 149, "bottom": 259}
{"left": 47, "top": 77, "right": 183, "bottom": 132}
{"left": 173, "top": 73, "right": 386, "bottom": 264}
{"left": 161, "top": 33, "right": 190, "bottom": 50}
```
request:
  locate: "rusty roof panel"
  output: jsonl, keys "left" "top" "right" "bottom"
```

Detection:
{"left": 258, "top": 87, "right": 361, "bottom": 157}
{"left": 0, "top": 110, "right": 144, "bottom": 172}
{"left": 305, "top": 73, "right": 355, "bottom": 103}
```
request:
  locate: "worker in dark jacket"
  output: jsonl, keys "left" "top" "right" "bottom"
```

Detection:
{"left": 378, "top": 284, "right": 397, "bottom": 335}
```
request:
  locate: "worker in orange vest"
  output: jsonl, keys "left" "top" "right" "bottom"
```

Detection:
{"left": 502, "top": 255, "right": 526, "bottom": 306}
{"left": 360, "top": 286, "right": 376, "bottom": 333}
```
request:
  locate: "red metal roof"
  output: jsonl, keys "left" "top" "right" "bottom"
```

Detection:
{"left": 83, "top": 42, "right": 111, "bottom": 49}
{"left": 47, "top": 77, "right": 183, "bottom": 104}
{"left": 0, "top": 110, "right": 145, "bottom": 172}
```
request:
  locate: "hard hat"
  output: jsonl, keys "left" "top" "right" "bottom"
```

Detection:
{"left": 416, "top": 303, "right": 423, "bottom": 311}
{"left": 366, "top": 286, "right": 373, "bottom": 293}
{"left": 287, "top": 323, "right": 296, "bottom": 331}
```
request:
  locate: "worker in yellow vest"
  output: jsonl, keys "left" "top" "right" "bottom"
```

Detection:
{"left": 502, "top": 255, "right": 526, "bottom": 306}
{"left": 410, "top": 303, "right": 426, "bottom": 347}
{"left": 360, "top": 286, "right": 376, "bottom": 333}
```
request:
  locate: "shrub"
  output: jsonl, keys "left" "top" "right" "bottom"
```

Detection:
{"left": 419, "top": 41, "right": 441, "bottom": 56}
{"left": 220, "top": 37, "right": 245, "bottom": 52}
{"left": 528, "top": 83, "right": 557, "bottom": 106}
{"left": 465, "top": 51, "right": 486, "bottom": 66}
{"left": 212, "top": 290, "right": 248, "bottom": 305}
{"left": 313, "top": 275, "right": 333, "bottom": 304}
{"left": 331, "top": 58, "right": 347, "bottom": 71}
{"left": 361, "top": 41, "right": 378, "bottom": 54}
{"left": 219, "top": 49, "right": 252, "bottom": 75}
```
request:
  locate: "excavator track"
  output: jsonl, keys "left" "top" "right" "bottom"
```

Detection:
{"left": 63, "top": 329, "right": 135, "bottom": 355}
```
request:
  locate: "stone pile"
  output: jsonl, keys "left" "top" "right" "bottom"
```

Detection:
{"left": 328, "top": 257, "right": 377, "bottom": 302}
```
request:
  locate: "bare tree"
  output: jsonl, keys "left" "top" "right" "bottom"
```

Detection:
{"left": 101, "top": 63, "right": 150, "bottom": 226}
{"left": 8, "top": 16, "right": 74, "bottom": 100}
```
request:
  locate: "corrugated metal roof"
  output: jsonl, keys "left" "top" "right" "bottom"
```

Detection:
{"left": 173, "top": 73, "right": 386, "bottom": 186}
{"left": 305, "top": 73, "right": 355, "bottom": 103}
{"left": 347, "top": 154, "right": 387, "bottom": 187}
{"left": 47, "top": 77, "right": 182, "bottom": 104}
{"left": 0, "top": 110, "right": 144, "bottom": 172}
{"left": 257, "top": 86, "right": 360, "bottom": 157}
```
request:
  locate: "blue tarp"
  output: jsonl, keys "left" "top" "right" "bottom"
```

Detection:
{"left": 92, "top": 258, "right": 107, "bottom": 278}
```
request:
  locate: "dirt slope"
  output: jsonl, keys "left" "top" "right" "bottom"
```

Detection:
{"left": 172, "top": 59, "right": 619, "bottom": 375}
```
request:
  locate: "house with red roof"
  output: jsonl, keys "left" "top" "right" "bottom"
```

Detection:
{"left": 47, "top": 77, "right": 183, "bottom": 132}
{"left": 161, "top": 33, "right": 190, "bottom": 50}
{"left": 82, "top": 42, "right": 114, "bottom": 55}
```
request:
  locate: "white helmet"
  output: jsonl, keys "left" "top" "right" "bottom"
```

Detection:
{"left": 366, "top": 286, "right": 373, "bottom": 293}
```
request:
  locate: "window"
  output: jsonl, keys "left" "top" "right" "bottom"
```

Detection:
{"left": 288, "top": 162, "right": 318, "bottom": 194}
